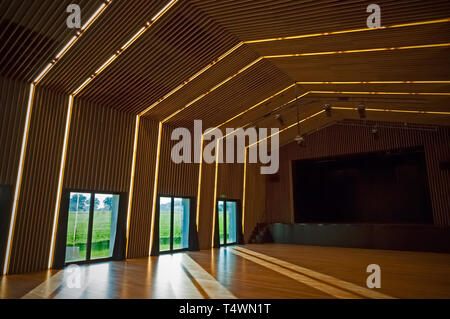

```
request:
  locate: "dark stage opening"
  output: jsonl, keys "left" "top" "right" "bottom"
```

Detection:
{"left": 292, "top": 147, "right": 433, "bottom": 224}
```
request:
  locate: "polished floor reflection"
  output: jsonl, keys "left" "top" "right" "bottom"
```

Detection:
{"left": 1, "top": 244, "right": 450, "bottom": 299}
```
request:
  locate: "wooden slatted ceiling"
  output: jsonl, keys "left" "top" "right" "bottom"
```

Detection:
{"left": 136, "top": 17, "right": 448, "bottom": 126}
{"left": 247, "top": 22, "right": 450, "bottom": 56}
{"left": 213, "top": 85, "right": 450, "bottom": 137}
{"left": 190, "top": 0, "right": 450, "bottom": 40}
{"left": 77, "top": 0, "right": 241, "bottom": 114}
{"left": 40, "top": 0, "right": 168, "bottom": 93}
{"left": 165, "top": 59, "right": 293, "bottom": 128}
{"left": 244, "top": 100, "right": 450, "bottom": 148}
{"left": 140, "top": 44, "right": 261, "bottom": 119}
{"left": 0, "top": 0, "right": 101, "bottom": 82}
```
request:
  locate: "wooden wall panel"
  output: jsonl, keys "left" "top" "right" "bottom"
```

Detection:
{"left": 197, "top": 161, "right": 215, "bottom": 250}
{"left": 9, "top": 86, "right": 68, "bottom": 274}
{"left": 217, "top": 162, "right": 243, "bottom": 201}
{"left": 266, "top": 120, "right": 450, "bottom": 226}
{"left": 63, "top": 98, "right": 135, "bottom": 192}
{"left": 157, "top": 124, "right": 199, "bottom": 197}
{"left": 0, "top": 76, "right": 29, "bottom": 185}
{"left": 127, "top": 118, "right": 159, "bottom": 259}
{"left": 244, "top": 162, "right": 267, "bottom": 243}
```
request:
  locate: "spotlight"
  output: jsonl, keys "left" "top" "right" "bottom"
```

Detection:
{"left": 294, "top": 134, "right": 305, "bottom": 145}
{"left": 358, "top": 103, "right": 366, "bottom": 118}
{"left": 371, "top": 125, "right": 379, "bottom": 139}
{"left": 274, "top": 114, "right": 284, "bottom": 126}
{"left": 324, "top": 103, "right": 332, "bottom": 117}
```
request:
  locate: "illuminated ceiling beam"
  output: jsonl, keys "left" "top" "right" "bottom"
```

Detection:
{"left": 248, "top": 107, "right": 450, "bottom": 148}
{"left": 297, "top": 81, "right": 450, "bottom": 84}
{"left": 151, "top": 18, "right": 450, "bottom": 248}
{"left": 2, "top": 1, "right": 112, "bottom": 276}
{"left": 245, "top": 18, "right": 450, "bottom": 44}
{"left": 139, "top": 18, "right": 450, "bottom": 117}
{"left": 48, "top": 0, "right": 178, "bottom": 268}
{"left": 33, "top": 1, "right": 112, "bottom": 84}
{"left": 162, "top": 57, "right": 264, "bottom": 123}
{"left": 196, "top": 83, "right": 296, "bottom": 232}
{"left": 264, "top": 43, "right": 450, "bottom": 59}
{"left": 73, "top": 0, "right": 179, "bottom": 95}
{"left": 205, "top": 87, "right": 450, "bottom": 240}
{"left": 218, "top": 89, "right": 450, "bottom": 141}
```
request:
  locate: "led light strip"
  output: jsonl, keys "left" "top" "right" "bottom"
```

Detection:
{"left": 149, "top": 122, "right": 163, "bottom": 256}
{"left": 2, "top": 1, "right": 112, "bottom": 275}
{"left": 297, "top": 81, "right": 450, "bottom": 85}
{"left": 149, "top": 18, "right": 450, "bottom": 249}
{"left": 241, "top": 148, "right": 248, "bottom": 232}
{"left": 72, "top": 0, "right": 179, "bottom": 95}
{"left": 264, "top": 43, "right": 450, "bottom": 59}
{"left": 139, "top": 42, "right": 244, "bottom": 116}
{"left": 332, "top": 106, "right": 450, "bottom": 115}
{"left": 162, "top": 57, "right": 263, "bottom": 123}
{"left": 48, "top": 0, "right": 178, "bottom": 268}
{"left": 162, "top": 45, "right": 449, "bottom": 126}
{"left": 33, "top": 1, "right": 112, "bottom": 84}
{"left": 138, "top": 18, "right": 450, "bottom": 117}
{"left": 211, "top": 140, "right": 220, "bottom": 247}
{"left": 195, "top": 135, "right": 205, "bottom": 230}
{"left": 309, "top": 90, "right": 450, "bottom": 96}
{"left": 245, "top": 18, "right": 450, "bottom": 44}
{"left": 2, "top": 84, "right": 35, "bottom": 275}
{"left": 126, "top": 115, "right": 140, "bottom": 257}
{"left": 219, "top": 85, "right": 450, "bottom": 238}
{"left": 48, "top": 95, "right": 75, "bottom": 269}
{"left": 203, "top": 87, "right": 450, "bottom": 244}
{"left": 196, "top": 83, "right": 296, "bottom": 229}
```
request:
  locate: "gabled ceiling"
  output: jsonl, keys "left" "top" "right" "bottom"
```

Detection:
{"left": 1, "top": 0, "right": 449, "bottom": 136}
{"left": 0, "top": 0, "right": 102, "bottom": 82}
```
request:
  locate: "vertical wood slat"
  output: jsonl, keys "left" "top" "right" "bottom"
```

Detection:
{"left": 197, "top": 161, "right": 216, "bottom": 250}
{"left": 266, "top": 120, "right": 450, "bottom": 226}
{"left": 244, "top": 162, "right": 266, "bottom": 242}
{"left": 9, "top": 86, "right": 68, "bottom": 274}
{"left": 157, "top": 124, "right": 199, "bottom": 197}
{"left": 63, "top": 98, "right": 135, "bottom": 192}
{"left": 0, "top": 76, "right": 29, "bottom": 185}
{"left": 127, "top": 118, "right": 159, "bottom": 258}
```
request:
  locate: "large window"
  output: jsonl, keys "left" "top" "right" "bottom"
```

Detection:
{"left": 159, "top": 196, "right": 190, "bottom": 253}
{"left": 217, "top": 200, "right": 238, "bottom": 246}
{"left": 65, "top": 192, "right": 120, "bottom": 264}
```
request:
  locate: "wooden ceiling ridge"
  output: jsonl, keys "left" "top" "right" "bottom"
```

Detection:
{"left": 141, "top": 16, "right": 450, "bottom": 125}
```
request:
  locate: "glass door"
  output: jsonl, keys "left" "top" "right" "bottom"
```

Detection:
{"left": 159, "top": 196, "right": 190, "bottom": 253}
{"left": 65, "top": 192, "right": 120, "bottom": 264}
{"left": 217, "top": 200, "right": 238, "bottom": 246}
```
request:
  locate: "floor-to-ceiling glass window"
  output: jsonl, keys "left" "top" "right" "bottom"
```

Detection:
{"left": 158, "top": 196, "right": 190, "bottom": 253}
{"left": 65, "top": 192, "right": 119, "bottom": 264}
{"left": 217, "top": 200, "right": 238, "bottom": 246}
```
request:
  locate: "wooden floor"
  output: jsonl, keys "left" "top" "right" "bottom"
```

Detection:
{"left": 1, "top": 244, "right": 450, "bottom": 299}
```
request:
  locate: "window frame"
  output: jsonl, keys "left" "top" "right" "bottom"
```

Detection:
{"left": 217, "top": 199, "right": 240, "bottom": 246}
{"left": 157, "top": 194, "right": 192, "bottom": 255}
{"left": 64, "top": 189, "right": 121, "bottom": 266}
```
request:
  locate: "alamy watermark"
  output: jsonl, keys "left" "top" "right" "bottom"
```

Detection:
{"left": 66, "top": 4, "right": 81, "bottom": 29}
{"left": 171, "top": 120, "right": 279, "bottom": 174}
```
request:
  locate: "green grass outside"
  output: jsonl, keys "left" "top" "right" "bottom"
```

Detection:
{"left": 66, "top": 210, "right": 111, "bottom": 261}
{"left": 159, "top": 210, "right": 184, "bottom": 251}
